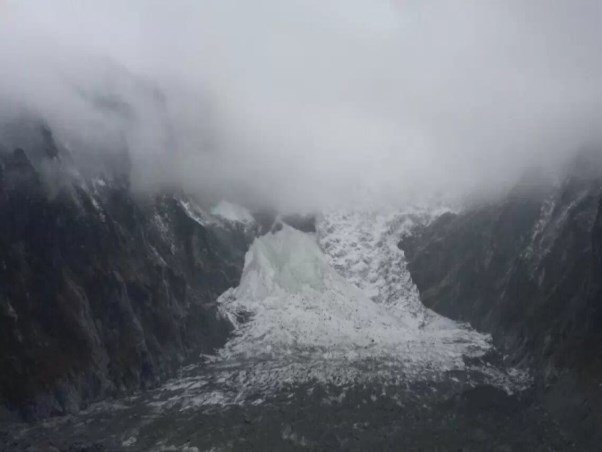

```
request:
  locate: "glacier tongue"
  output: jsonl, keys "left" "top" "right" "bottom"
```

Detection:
{"left": 151, "top": 209, "right": 529, "bottom": 412}
{"left": 219, "top": 216, "right": 490, "bottom": 365}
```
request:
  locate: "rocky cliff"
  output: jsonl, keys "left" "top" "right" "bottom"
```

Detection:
{"left": 0, "top": 123, "right": 253, "bottom": 421}
{"left": 400, "top": 149, "right": 602, "bottom": 445}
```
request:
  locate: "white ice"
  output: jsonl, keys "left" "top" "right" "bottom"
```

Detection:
{"left": 149, "top": 208, "right": 530, "bottom": 412}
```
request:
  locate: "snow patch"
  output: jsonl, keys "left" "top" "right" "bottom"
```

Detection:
{"left": 211, "top": 201, "right": 254, "bottom": 224}
{"left": 179, "top": 199, "right": 217, "bottom": 227}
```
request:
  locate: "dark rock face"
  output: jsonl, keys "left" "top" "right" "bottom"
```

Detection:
{"left": 251, "top": 209, "right": 278, "bottom": 236}
{"left": 400, "top": 149, "right": 602, "bottom": 445}
{"left": 251, "top": 211, "right": 316, "bottom": 234}
{"left": 0, "top": 125, "right": 252, "bottom": 420}
{"left": 281, "top": 214, "right": 316, "bottom": 233}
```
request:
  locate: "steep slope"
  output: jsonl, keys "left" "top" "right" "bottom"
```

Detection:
{"left": 0, "top": 123, "right": 253, "bottom": 420}
{"left": 400, "top": 149, "right": 602, "bottom": 445}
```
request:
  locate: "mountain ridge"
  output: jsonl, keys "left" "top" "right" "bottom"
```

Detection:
{"left": 400, "top": 149, "right": 602, "bottom": 446}
{"left": 0, "top": 123, "right": 252, "bottom": 421}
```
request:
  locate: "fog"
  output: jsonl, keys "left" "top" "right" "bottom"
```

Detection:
{"left": 1, "top": 0, "right": 602, "bottom": 211}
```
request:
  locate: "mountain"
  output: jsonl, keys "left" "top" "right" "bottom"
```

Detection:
{"left": 400, "top": 148, "right": 602, "bottom": 445}
{"left": 0, "top": 122, "right": 253, "bottom": 420}
{"left": 2, "top": 111, "right": 602, "bottom": 449}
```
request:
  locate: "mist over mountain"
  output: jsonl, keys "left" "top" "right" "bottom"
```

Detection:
{"left": 2, "top": 0, "right": 602, "bottom": 211}
{"left": 4, "top": 2, "right": 602, "bottom": 450}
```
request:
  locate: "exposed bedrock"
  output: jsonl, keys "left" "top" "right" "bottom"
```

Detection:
{"left": 0, "top": 123, "right": 253, "bottom": 421}
{"left": 400, "top": 149, "right": 602, "bottom": 445}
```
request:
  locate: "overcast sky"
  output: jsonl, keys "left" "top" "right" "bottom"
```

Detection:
{"left": 1, "top": 0, "right": 602, "bottom": 210}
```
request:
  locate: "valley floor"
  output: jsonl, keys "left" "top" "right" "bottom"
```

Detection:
{"left": 2, "top": 378, "right": 571, "bottom": 451}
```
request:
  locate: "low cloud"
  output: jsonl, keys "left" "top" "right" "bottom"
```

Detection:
{"left": 1, "top": 0, "right": 602, "bottom": 210}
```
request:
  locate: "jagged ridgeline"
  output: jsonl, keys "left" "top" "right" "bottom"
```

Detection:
{"left": 0, "top": 119, "right": 253, "bottom": 420}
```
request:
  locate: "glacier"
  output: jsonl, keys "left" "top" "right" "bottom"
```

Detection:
{"left": 147, "top": 209, "right": 529, "bottom": 412}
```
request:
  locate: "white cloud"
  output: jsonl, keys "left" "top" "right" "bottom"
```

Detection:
{"left": 1, "top": 0, "right": 601, "bottom": 210}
